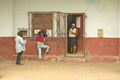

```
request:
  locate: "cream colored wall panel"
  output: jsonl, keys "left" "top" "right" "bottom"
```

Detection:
{"left": 0, "top": 0, "right": 119, "bottom": 37}
{"left": 0, "top": 0, "right": 13, "bottom": 37}
{"left": 14, "top": 0, "right": 119, "bottom": 38}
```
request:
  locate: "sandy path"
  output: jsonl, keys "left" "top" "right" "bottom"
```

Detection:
{"left": 0, "top": 60, "right": 120, "bottom": 80}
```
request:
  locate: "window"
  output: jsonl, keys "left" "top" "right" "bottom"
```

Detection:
{"left": 28, "top": 12, "right": 66, "bottom": 39}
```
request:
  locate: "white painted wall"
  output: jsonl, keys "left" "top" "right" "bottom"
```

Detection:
{"left": 118, "top": 0, "right": 120, "bottom": 38}
{"left": 85, "top": 0, "right": 119, "bottom": 38}
{"left": 0, "top": 0, "right": 13, "bottom": 37}
{"left": 0, "top": 0, "right": 119, "bottom": 38}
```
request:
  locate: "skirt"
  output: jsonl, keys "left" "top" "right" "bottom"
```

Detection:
{"left": 68, "top": 37, "right": 77, "bottom": 46}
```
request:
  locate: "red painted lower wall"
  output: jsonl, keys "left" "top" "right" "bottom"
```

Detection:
{"left": 0, "top": 37, "right": 66, "bottom": 60}
{"left": 0, "top": 37, "right": 120, "bottom": 62}
{"left": 85, "top": 38, "right": 119, "bottom": 56}
{"left": 85, "top": 38, "right": 120, "bottom": 62}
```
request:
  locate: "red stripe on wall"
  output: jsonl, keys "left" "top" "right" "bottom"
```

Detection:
{"left": 0, "top": 37, "right": 120, "bottom": 62}
{"left": 85, "top": 38, "right": 119, "bottom": 56}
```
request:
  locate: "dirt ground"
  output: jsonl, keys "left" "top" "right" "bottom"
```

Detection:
{"left": 0, "top": 60, "right": 120, "bottom": 80}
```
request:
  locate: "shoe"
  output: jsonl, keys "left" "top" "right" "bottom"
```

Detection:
{"left": 16, "top": 63, "right": 23, "bottom": 65}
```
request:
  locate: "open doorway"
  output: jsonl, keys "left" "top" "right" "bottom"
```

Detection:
{"left": 66, "top": 13, "right": 85, "bottom": 57}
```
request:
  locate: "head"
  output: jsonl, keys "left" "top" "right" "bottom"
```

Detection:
{"left": 17, "top": 31, "right": 23, "bottom": 37}
{"left": 38, "top": 30, "right": 47, "bottom": 37}
{"left": 38, "top": 31, "right": 43, "bottom": 36}
{"left": 71, "top": 23, "right": 75, "bottom": 29}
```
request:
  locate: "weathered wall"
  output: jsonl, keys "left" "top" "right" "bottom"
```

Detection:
{"left": 0, "top": 0, "right": 119, "bottom": 38}
{"left": 0, "top": 37, "right": 120, "bottom": 62}
{"left": 85, "top": 38, "right": 120, "bottom": 62}
{"left": 0, "top": 0, "right": 120, "bottom": 62}
{"left": 0, "top": 37, "right": 66, "bottom": 60}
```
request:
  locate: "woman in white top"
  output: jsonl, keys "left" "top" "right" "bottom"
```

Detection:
{"left": 68, "top": 23, "right": 78, "bottom": 53}
{"left": 15, "top": 31, "right": 26, "bottom": 65}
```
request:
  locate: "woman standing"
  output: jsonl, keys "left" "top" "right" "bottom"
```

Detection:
{"left": 15, "top": 31, "right": 26, "bottom": 65}
{"left": 68, "top": 23, "right": 78, "bottom": 53}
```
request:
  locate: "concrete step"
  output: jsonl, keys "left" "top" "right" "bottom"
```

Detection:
{"left": 64, "top": 57, "right": 86, "bottom": 63}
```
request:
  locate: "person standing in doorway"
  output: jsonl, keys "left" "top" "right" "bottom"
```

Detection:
{"left": 36, "top": 30, "right": 50, "bottom": 59}
{"left": 15, "top": 31, "right": 26, "bottom": 65}
{"left": 68, "top": 23, "right": 78, "bottom": 53}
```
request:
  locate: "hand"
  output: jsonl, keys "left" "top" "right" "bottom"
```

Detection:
{"left": 71, "top": 31, "right": 74, "bottom": 34}
{"left": 24, "top": 40, "right": 27, "bottom": 43}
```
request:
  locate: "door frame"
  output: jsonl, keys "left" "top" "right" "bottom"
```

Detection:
{"left": 65, "top": 13, "right": 85, "bottom": 58}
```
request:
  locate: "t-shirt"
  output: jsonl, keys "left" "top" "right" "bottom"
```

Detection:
{"left": 36, "top": 35, "right": 44, "bottom": 42}
{"left": 69, "top": 28, "right": 77, "bottom": 37}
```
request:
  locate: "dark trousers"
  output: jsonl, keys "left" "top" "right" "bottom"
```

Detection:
{"left": 16, "top": 51, "right": 23, "bottom": 64}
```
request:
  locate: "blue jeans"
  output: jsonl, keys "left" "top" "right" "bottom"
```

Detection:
{"left": 37, "top": 45, "right": 50, "bottom": 59}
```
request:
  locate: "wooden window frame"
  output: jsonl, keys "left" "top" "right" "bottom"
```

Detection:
{"left": 28, "top": 11, "right": 66, "bottom": 39}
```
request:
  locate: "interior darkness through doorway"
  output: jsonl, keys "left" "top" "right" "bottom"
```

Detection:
{"left": 67, "top": 15, "right": 77, "bottom": 54}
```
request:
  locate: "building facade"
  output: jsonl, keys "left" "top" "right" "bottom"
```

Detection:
{"left": 0, "top": 0, "right": 120, "bottom": 62}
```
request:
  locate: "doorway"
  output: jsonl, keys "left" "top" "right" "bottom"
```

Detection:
{"left": 66, "top": 13, "right": 85, "bottom": 57}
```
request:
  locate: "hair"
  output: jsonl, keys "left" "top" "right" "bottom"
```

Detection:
{"left": 38, "top": 31, "right": 42, "bottom": 36}
{"left": 72, "top": 23, "right": 75, "bottom": 26}
{"left": 17, "top": 31, "right": 23, "bottom": 37}
{"left": 38, "top": 30, "right": 48, "bottom": 37}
